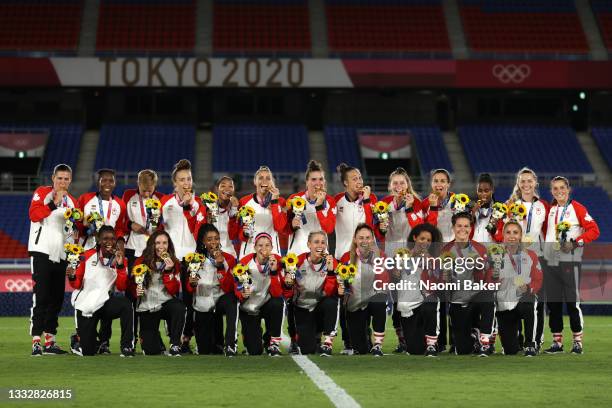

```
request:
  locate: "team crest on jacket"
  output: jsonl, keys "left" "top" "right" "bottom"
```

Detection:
{"left": 32, "top": 193, "right": 40, "bottom": 201}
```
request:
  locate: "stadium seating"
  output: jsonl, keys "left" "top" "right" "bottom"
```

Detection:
{"left": 325, "top": 0, "right": 451, "bottom": 57}
{"left": 458, "top": 125, "right": 593, "bottom": 175}
{"left": 0, "top": 0, "right": 83, "bottom": 54}
{"left": 324, "top": 125, "right": 452, "bottom": 176}
{"left": 212, "top": 124, "right": 309, "bottom": 173}
{"left": 0, "top": 123, "right": 82, "bottom": 173}
{"left": 459, "top": 0, "right": 589, "bottom": 57}
{"left": 94, "top": 124, "right": 195, "bottom": 172}
{"left": 96, "top": 0, "right": 195, "bottom": 54}
{"left": 0, "top": 195, "right": 30, "bottom": 258}
{"left": 213, "top": 0, "right": 311, "bottom": 55}
{"left": 592, "top": 0, "right": 612, "bottom": 54}
{"left": 591, "top": 127, "right": 612, "bottom": 171}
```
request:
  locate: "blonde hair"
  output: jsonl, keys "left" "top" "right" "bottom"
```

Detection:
{"left": 253, "top": 165, "right": 275, "bottom": 185}
{"left": 388, "top": 167, "right": 420, "bottom": 200}
{"left": 349, "top": 223, "right": 379, "bottom": 265}
{"left": 138, "top": 169, "right": 158, "bottom": 187}
{"left": 510, "top": 167, "right": 540, "bottom": 202}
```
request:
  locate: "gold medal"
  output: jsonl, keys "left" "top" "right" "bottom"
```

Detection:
{"left": 553, "top": 242, "right": 561, "bottom": 251}
{"left": 514, "top": 276, "right": 526, "bottom": 287}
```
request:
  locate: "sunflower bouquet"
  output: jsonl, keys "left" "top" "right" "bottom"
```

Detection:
{"left": 232, "top": 263, "right": 252, "bottom": 291}
{"left": 287, "top": 196, "right": 307, "bottom": 225}
{"left": 372, "top": 201, "right": 390, "bottom": 226}
{"left": 184, "top": 252, "right": 205, "bottom": 279}
{"left": 64, "top": 243, "right": 84, "bottom": 269}
{"left": 450, "top": 193, "right": 470, "bottom": 213}
{"left": 395, "top": 247, "right": 412, "bottom": 259}
{"left": 508, "top": 202, "right": 527, "bottom": 222}
{"left": 144, "top": 198, "right": 162, "bottom": 229}
{"left": 336, "top": 264, "right": 357, "bottom": 294}
{"left": 63, "top": 208, "right": 83, "bottom": 235}
{"left": 486, "top": 202, "right": 508, "bottom": 234}
{"left": 200, "top": 192, "right": 219, "bottom": 223}
{"left": 132, "top": 264, "right": 151, "bottom": 295}
{"left": 487, "top": 244, "right": 505, "bottom": 278}
{"left": 238, "top": 205, "right": 256, "bottom": 237}
{"left": 282, "top": 252, "right": 300, "bottom": 280}
{"left": 554, "top": 221, "right": 572, "bottom": 251}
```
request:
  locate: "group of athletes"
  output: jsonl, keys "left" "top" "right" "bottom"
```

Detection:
{"left": 27, "top": 158, "right": 600, "bottom": 358}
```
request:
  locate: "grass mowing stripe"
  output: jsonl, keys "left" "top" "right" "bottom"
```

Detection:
{"left": 282, "top": 331, "right": 361, "bottom": 407}
{"left": 292, "top": 355, "right": 361, "bottom": 408}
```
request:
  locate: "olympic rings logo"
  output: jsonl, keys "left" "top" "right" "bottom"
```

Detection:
{"left": 492, "top": 64, "right": 531, "bottom": 84}
{"left": 4, "top": 279, "right": 33, "bottom": 292}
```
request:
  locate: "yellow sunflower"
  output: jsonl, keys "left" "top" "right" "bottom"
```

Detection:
{"left": 283, "top": 253, "right": 299, "bottom": 268}
{"left": 200, "top": 192, "right": 218, "bottom": 203}
{"left": 291, "top": 197, "right": 306, "bottom": 212}
{"left": 373, "top": 201, "right": 389, "bottom": 214}
{"left": 145, "top": 198, "right": 161, "bottom": 210}
{"left": 232, "top": 264, "right": 249, "bottom": 278}
{"left": 64, "top": 208, "right": 73, "bottom": 219}
{"left": 132, "top": 264, "right": 150, "bottom": 277}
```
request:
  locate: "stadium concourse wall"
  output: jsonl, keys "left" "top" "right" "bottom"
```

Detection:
{"left": 1, "top": 57, "right": 612, "bottom": 88}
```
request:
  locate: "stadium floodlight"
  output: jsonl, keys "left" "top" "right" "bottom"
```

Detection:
{"left": 17, "top": 151, "right": 26, "bottom": 158}
{"left": 579, "top": 92, "right": 586, "bottom": 100}
{"left": 572, "top": 104, "right": 579, "bottom": 112}
{"left": 379, "top": 152, "right": 390, "bottom": 160}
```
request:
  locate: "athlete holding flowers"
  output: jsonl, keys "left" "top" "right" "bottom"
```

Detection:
{"left": 130, "top": 230, "right": 185, "bottom": 356}
{"left": 543, "top": 176, "right": 599, "bottom": 354}
{"left": 187, "top": 224, "right": 238, "bottom": 357}
{"left": 339, "top": 224, "right": 389, "bottom": 356}
{"left": 238, "top": 166, "right": 288, "bottom": 258}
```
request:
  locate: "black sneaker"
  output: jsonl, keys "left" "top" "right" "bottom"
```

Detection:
{"left": 120, "top": 347, "right": 135, "bottom": 358}
{"left": 425, "top": 345, "right": 438, "bottom": 358}
{"left": 31, "top": 341, "right": 43, "bottom": 357}
{"left": 489, "top": 344, "right": 496, "bottom": 354}
{"left": 180, "top": 341, "right": 193, "bottom": 355}
{"left": 69, "top": 334, "right": 83, "bottom": 356}
{"left": 524, "top": 347, "right": 537, "bottom": 357}
{"left": 449, "top": 345, "right": 456, "bottom": 354}
{"left": 43, "top": 342, "right": 68, "bottom": 355}
{"left": 371, "top": 344, "right": 384, "bottom": 357}
{"left": 97, "top": 341, "right": 111, "bottom": 355}
{"left": 225, "top": 346, "right": 237, "bottom": 357}
{"left": 478, "top": 344, "right": 491, "bottom": 357}
{"left": 268, "top": 344, "right": 282, "bottom": 357}
{"left": 340, "top": 348, "right": 354, "bottom": 355}
{"left": 570, "top": 341, "right": 583, "bottom": 355}
{"left": 169, "top": 344, "right": 181, "bottom": 357}
{"left": 544, "top": 342, "right": 564, "bottom": 354}
{"left": 319, "top": 344, "right": 332, "bottom": 357}
{"left": 289, "top": 341, "right": 301, "bottom": 355}
{"left": 393, "top": 343, "right": 407, "bottom": 353}
{"left": 436, "top": 344, "right": 446, "bottom": 353}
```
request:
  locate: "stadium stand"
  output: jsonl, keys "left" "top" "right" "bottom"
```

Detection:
{"left": 212, "top": 124, "right": 309, "bottom": 173}
{"left": 0, "top": 195, "right": 30, "bottom": 258}
{"left": 324, "top": 125, "right": 452, "bottom": 176}
{"left": 213, "top": 0, "right": 311, "bottom": 55}
{"left": 459, "top": 0, "right": 589, "bottom": 57}
{"left": 0, "top": 123, "right": 82, "bottom": 173}
{"left": 0, "top": 0, "right": 83, "bottom": 54}
{"left": 325, "top": 0, "right": 450, "bottom": 57}
{"left": 458, "top": 125, "right": 593, "bottom": 175}
{"left": 94, "top": 124, "right": 196, "bottom": 172}
{"left": 591, "top": 128, "right": 612, "bottom": 171}
{"left": 96, "top": 0, "right": 195, "bottom": 54}
{"left": 592, "top": 0, "right": 612, "bottom": 54}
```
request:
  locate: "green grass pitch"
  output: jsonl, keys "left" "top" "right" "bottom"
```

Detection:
{"left": 1, "top": 316, "right": 612, "bottom": 407}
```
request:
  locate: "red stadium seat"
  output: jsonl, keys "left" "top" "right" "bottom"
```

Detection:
{"left": 0, "top": 1, "right": 82, "bottom": 53}
{"left": 325, "top": 3, "right": 450, "bottom": 55}
{"left": 96, "top": 1, "right": 196, "bottom": 53}
{"left": 213, "top": 3, "right": 311, "bottom": 54}
{"left": 460, "top": 3, "right": 589, "bottom": 55}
